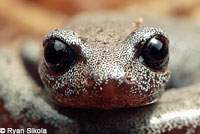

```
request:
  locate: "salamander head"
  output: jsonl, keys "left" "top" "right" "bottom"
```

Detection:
{"left": 39, "top": 15, "right": 170, "bottom": 108}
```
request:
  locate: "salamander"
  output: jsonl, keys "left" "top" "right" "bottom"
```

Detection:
{"left": 0, "top": 12, "right": 200, "bottom": 134}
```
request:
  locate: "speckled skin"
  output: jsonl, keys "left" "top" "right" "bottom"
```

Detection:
{"left": 0, "top": 12, "right": 200, "bottom": 134}
{"left": 39, "top": 13, "right": 170, "bottom": 108}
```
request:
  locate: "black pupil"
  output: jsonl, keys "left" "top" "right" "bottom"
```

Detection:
{"left": 141, "top": 35, "right": 169, "bottom": 70}
{"left": 147, "top": 36, "right": 168, "bottom": 60}
{"left": 44, "top": 39, "right": 76, "bottom": 72}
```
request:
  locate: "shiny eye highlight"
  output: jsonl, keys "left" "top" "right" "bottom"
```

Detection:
{"left": 141, "top": 35, "right": 169, "bottom": 70}
{"left": 44, "top": 38, "right": 76, "bottom": 72}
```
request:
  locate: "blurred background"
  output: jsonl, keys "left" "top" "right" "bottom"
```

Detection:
{"left": 0, "top": 0, "right": 200, "bottom": 47}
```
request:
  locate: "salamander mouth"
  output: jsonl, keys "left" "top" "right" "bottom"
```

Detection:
{"left": 52, "top": 89, "right": 163, "bottom": 109}
{"left": 43, "top": 81, "right": 164, "bottom": 109}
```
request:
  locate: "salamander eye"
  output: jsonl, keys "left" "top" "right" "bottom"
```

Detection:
{"left": 141, "top": 34, "right": 169, "bottom": 70}
{"left": 43, "top": 38, "right": 76, "bottom": 73}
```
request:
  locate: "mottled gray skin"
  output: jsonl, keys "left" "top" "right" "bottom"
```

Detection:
{"left": 0, "top": 12, "right": 200, "bottom": 134}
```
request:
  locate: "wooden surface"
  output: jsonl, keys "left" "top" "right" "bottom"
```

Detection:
{"left": 0, "top": 0, "right": 200, "bottom": 46}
